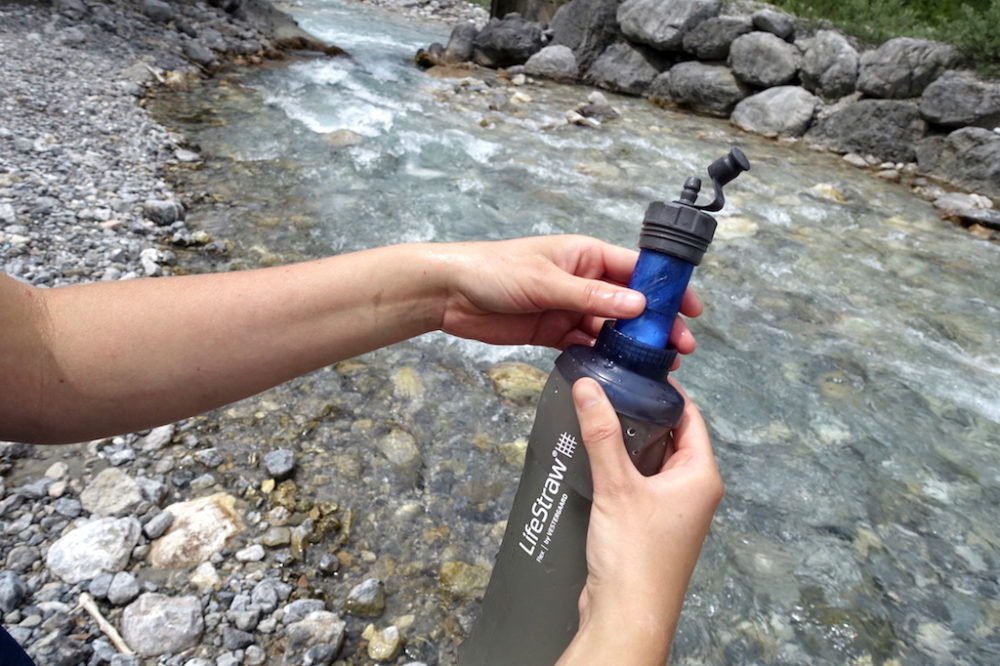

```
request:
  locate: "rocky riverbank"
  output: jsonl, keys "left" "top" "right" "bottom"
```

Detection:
{"left": 0, "top": 1, "right": 456, "bottom": 664}
{"left": 416, "top": 0, "right": 1000, "bottom": 239}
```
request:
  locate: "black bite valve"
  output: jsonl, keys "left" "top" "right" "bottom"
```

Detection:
{"left": 680, "top": 147, "right": 751, "bottom": 213}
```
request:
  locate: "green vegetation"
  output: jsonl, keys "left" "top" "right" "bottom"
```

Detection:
{"left": 766, "top": 0, "right": 1000, "bottom": 73}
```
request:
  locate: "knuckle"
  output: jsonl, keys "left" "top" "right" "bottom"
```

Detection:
{"left": 583, "top": 421, "right": 620, "bottom": 445}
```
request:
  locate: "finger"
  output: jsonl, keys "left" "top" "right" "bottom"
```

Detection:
{"left": 669, "top": 318, "right": 697, "bottom": 355}
{"left": 572, "top": 378, "right": 633, "bottom": 493}
{"left": 596, "top": 243, "right": 640, "bottom": 286}
{"left": 538, "top": 273, "right": 646, "bottom": 320}
{"left": 559, "top": 329, "right": 596, "bottom": 349}
{"left": 680, "top": 288, "right": 703, "bottom": 318}
{"left": 662, "top": 384, "right": 715, "bottom": 471}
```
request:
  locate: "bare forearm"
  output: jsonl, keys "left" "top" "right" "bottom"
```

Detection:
{"left": 11, "top": 244, "right": 447, "bottom": 443}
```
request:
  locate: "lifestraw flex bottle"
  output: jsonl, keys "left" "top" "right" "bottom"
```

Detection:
{"left": 460, "top": 148, "right": 751, "bottom": 665}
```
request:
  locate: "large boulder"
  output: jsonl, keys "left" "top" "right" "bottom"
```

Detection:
{"left": 682, "top": 15, "right": 753, "bottom": 60}
{"left": 585, "top": 41, "right": 673, "bottom": 95}
{"left": 525, "top": 45, "right": 579, "bottom": 80}
{"left": 800, "top": 30, "right": 859, "bottom": 99}
{"left": 916, "top": 128, "right": 1000, "bottom": 199}
{"left": 857, "top": 37, "right": 963, "bottom": 99}
{"left": 729, "top": 32, "right": 801, "bottom": 88}
{"left": 472, "top": 16, "right": 545, "bottom": 68}
{"left": 731, "top": 86, "right": 819, "bottom": 137}
{"left": 919, "top": 71, "right": 1000, "bottom": 129}
{"left": 550, "top": 0, "right": 620, "bottom": 73}
{"left": 649, "top": 62, "right": 750, "bottom": 117}
{"left": 806, "top": 99, "right": 927, "bottom": 162}
{"left": 443, "top": 22, "right": 477, "bottom": 64}
{"left": 617, "top": 0, "right": 721, "bottom": 51}
{"left": 751, "top": 8, "right": 795, "bottom": 40}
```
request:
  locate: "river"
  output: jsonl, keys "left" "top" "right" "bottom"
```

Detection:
{"left": 148, "top": 1, "right": 1000, "bottom": 663}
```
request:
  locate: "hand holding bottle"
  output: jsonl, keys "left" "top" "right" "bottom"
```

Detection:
{"left": 557, "top": 378, "right": 724, "bottom": 666}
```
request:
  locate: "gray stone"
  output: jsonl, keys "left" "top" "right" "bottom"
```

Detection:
{"left": 920, "top": 70, "right": 1000, "bottom": 129}
{"left": 0, "top": 203, "right": 16, "bottom": 225}
{"left": 121, "top": 593, "right": 204, "bottom": 657}
{"left": 263, "top": 449, "right": 296, "bottom": 479}
{"left": 244, "top": 646, "right": 266, "bottom": 666}
{"left": 55, "top": 0, "right": 88, "bottom": 20}
{"left": 107, "top": 572, "right": 140, "bottom": 606}
{"left": 235, "top": 544, "right": 266, "bottom": 562}
{"left": 617, "top": 0, "right": 721, "bottom": 51}
{"left": 377, "top": 429, "right": 421, "bottom": 468}
{"left": 731, "top": 86, "right": 819, "bottom": 138}
{"left": 141, "top": 0, "right": 173, "bottom": 24}
{"left": 194, "top": 448, "right": 224, "bottom": 468}
{"left": 525, "top": 45, "right": 578, "bottom": 81}
{"left": 222, "top": 626, "right": 254, "bottom": 650}
{"left": 283, "top": 611, "right": 346, "bottom": 666}
{"left": 752, "top": 8, "right": 795, "bottom": 40}
{"left": 858, "top": 37, "right": 963, "bottom": 99}
{"left": 228, "top": 607, "right": 260, "bottom": 631}
{"left": 550, "top": 0, "right": 620, "bottom": 72}
{"left": 345, "top": 578, "right": 386, "bottom": 617}
{"left": 184, "top": 41, "right": 216, "bottom": 68}
{"left": 260, "top": 526, "right": 291, "bottom": 547}
{"left": 585, "top": 41, "right": 672, "bottom": 95}
{"left": 472, "top": 15, "right": 544, "bottom": 68}
{"left": 649, "top": 62, "right": 750, "bottom": 117}
{"left": 800, "top": 30, "right": 859, "bottom": 99}
{"left": 282, "top": 598, "right": 326, "bottom": 624}
{"left": 136, "top": 476, "right": 167, "bottom": 505}
{"left": 682, "top": 15, "right": 753, "bottom": 60}
{"left": 81, "top": 468, "right": 143, "bottom": 516}
{"left": 6, "top": 546, "right": 41, "bottom": 573}
{"left": 46, "top": 517, "right": 141, "bottom": 584}
{"left": 807, "top": 99, "right": 926, "bottom": 163}
{"left": 53, "top": 498, "right": 82, "bottom": 519}
{"left": 729, "top": 32, "right": 801, "bottom": 88}
{"left": 251, "top": 579, "right": 284, "bottom": 613}
{"left": 141, "top": 424, "right": 175, "bottom": 450}
{"left": 0, "top": 571, "right": 26, "bottom": 613}
{"left": 143, "top": 200, "right": 184, "bottom": 227}
{"left": 88, "top": 572, "right": 114, "bottom": 599}
{"left": 916, "top": 127, "right": 1000, "bottom": 199}
{"left": 443, "top": 22, "right": 477, "bottom": 63}
{"left": 59, "top": 27, "right": 87, "bottom": 46}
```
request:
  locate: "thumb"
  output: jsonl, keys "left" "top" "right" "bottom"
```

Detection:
{"left": 572, "top": 378, "right": 633, "bottom": 495}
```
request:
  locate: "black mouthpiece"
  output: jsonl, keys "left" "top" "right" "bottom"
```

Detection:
{"left": 638, "top": 147, "right": 751, "bottom": 265}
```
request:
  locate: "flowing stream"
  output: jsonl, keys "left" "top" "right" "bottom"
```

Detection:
{"left": 149, "top": 1, "right": 999, "bottom": 663}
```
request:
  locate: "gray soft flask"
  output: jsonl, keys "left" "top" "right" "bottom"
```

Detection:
{"left": 460, "top": 148, "right": 751, "bottom": 665}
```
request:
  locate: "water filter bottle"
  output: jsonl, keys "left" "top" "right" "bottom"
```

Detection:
{"left": 460, "top": 148, "right": 751, "bottom": 665}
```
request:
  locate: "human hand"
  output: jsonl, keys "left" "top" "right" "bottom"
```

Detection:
{"left": 556, "top": 378, "right": 724, "bottom": 666}
{"left": 436, "top": 235, "right": 702, "bottom": 357}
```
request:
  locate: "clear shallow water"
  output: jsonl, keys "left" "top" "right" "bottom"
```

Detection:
{"left": 151, "top": 1, "right": 999, "bottom": 663}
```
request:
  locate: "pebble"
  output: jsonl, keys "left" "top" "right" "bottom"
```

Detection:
{"left": 235, "top": 544, "right": 266, "bottom": 562}
{"left": 0, "top": 571, "right": 27, "bottom": 613}
{"left": 190, "top": 561, "right": 222, "bottom": 592}
{"left": 364, "top": 624, "right": 403, "bottom": 661}
{"left": 284, "top": 611, "right": 347, "bottom": 664}
{"left": 222, "top": 626, "right": 254, "bottom": 650}
{"left": 194, "top": 447, "right": 224, "bottom": 468}
{"left": 149, "top": 493, "right": 243, "bottom": 568}
{"left": 107, "top": 571, "right": 141, "bottom": 605}
{"left": 121, "top": 593, "right": 204, "bottom": 657}
{"left": 345, "top": 578, "right": 386, "bottom": 617}
{"left": 143, "top": 511, "right": 174, "bottom": 539}
{"left": 263, "top": 448, "right": 296, "bottom": 479}
{"left": 46, "top": 517, "right": 141, "bottom": 583}
{"left": 81, "top": 468, "right": 144, "bottom": 516}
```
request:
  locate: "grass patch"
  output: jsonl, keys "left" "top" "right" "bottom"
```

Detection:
{"left": 764, "top": 0, "right": 1000, "bottom": 75}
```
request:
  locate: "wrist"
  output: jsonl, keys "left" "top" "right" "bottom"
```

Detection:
{"left": 560, "top": 610, "right": 672, "bottom": 666}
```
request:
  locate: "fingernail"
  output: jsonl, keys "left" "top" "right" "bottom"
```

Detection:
{"left": 573, "top": 379, "right": 603, "bottom": 408}
{"left": 613, "top": 290, "right": 644, "bottom": 312}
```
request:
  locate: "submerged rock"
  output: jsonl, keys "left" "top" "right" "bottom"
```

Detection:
{"left": 363, "top": 624, "right": 403, "bottom": 661}
{"left": 487, "top": 362, "right": 548, "bottom": 404}
{"left": 264, "top": 448, "right": 296, "bottom": 479}
{"left": 377, "top": 429, "right": 421, "bottom": 468}
{"left": 345, "top": 578, "right": 386, "bottom": 617}
{"left": 439, "top": 561, "right": 490, "bottom": 600}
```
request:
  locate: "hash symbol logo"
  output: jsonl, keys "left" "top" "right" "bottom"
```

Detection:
{"left": 555, "top": 432, "right": 578, "bottom": 459}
